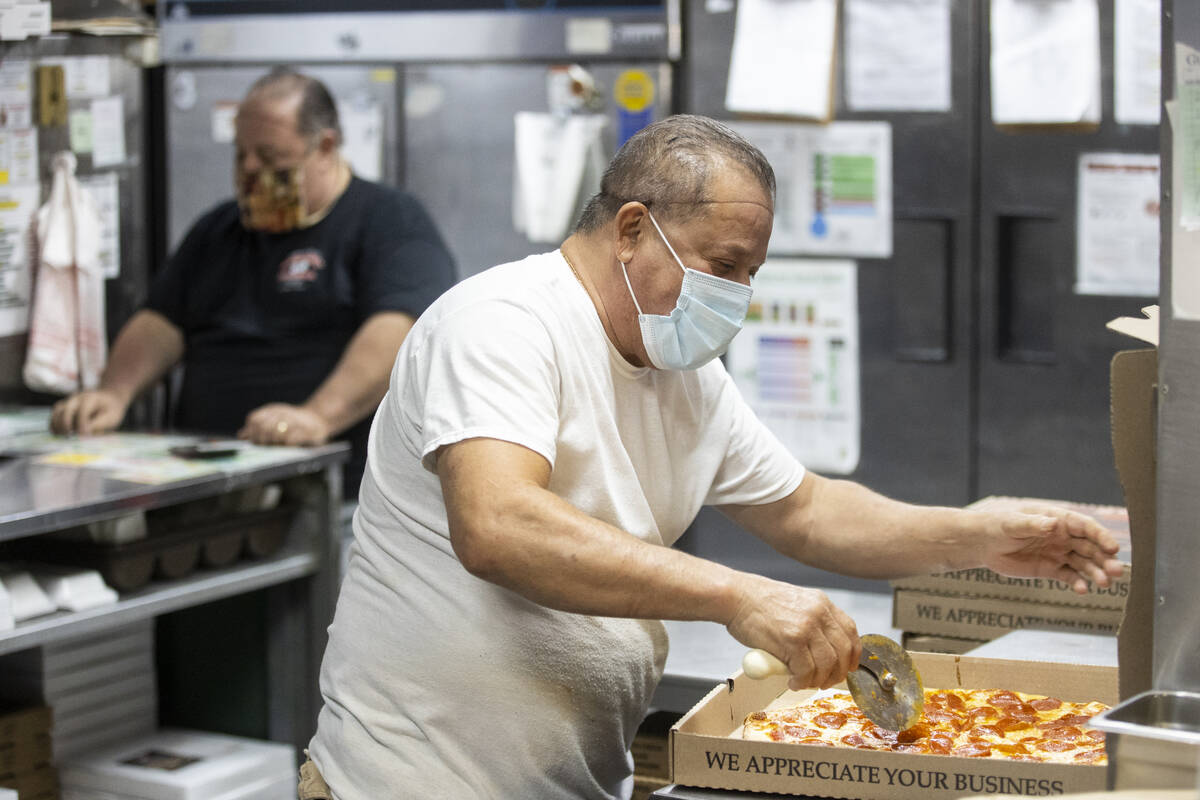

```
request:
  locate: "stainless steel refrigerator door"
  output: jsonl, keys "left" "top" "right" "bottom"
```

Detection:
{"left": 402, "top": 61, "right": 672, "bottom": 279}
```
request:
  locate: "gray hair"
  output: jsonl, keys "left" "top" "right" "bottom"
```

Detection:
{"left": 244, "top": 68, "right": 342, "bottom": 146}
{"left": 574, "top": 114, "right": 775, "bottom": 233}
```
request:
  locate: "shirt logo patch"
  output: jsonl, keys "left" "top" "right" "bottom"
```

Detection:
{"left": 277, "top": 249, "right": 326, "bottom": 291}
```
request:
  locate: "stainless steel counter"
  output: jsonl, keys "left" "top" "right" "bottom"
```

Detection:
{"left": 0, "top": 429, "right": 349, "bottom": 752}
{"left": 0, "top": 433, "right": 348, "bottom": 540}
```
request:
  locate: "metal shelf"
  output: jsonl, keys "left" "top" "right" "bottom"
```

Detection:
{"left": 0, "top": 548, "right": 319, "bottom": 656}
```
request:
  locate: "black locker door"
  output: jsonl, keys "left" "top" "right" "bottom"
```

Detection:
{"left": 975, "top": 0, "right": 1158, "bottom": 505}
{"left": 676, "top": 1, "right": 978, "bottom": 590}
{"left": 682, "top": 1, "right": 978, "bottom": 508}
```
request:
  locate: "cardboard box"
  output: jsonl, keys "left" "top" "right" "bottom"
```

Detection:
{"left": 891, "top": 498, "right": 1130, "bottom": 610}
{"left": 58, "top": 728, "right": 295, "bottom": 800}
{"left": 1105, "top": 308, "right": 1158, "bottom": 701}
{"left": 892, "top": 589, "right": 1124, "bottom": 641}
{"left": 901, "top": 633, "right": 984, "bottom": 655}
{"left": 670, "top": 651, "right": 1118, "bottom": 799}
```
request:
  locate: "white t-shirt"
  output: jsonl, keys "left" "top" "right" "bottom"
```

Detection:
{"left": 309, "top": 251, "right": 805, "bottom": 800}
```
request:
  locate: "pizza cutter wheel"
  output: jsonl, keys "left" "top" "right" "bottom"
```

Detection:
{"left": 742, "top": 633, "right": 924, "bottom": 732}
{"left": 846, "top": 633, "right": 924, "bottom": 732}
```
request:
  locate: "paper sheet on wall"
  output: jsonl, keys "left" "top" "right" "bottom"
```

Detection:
{"left": 726, "top": 259, "right": 860, "bottom": 474}
{"left": 339, "top": 98, "right": 384, "bottom": 182}
{"left": 729, "top": 120, "right": 892, "bottom": 258}
{"left": 0, "top": 127, "right": 38, "bottom": 186}
{"left": 90, "top": 96, "right": 125, "bottom": 168}
{"left": 845, "top": 0, "right": 952, "bottom": 113}
{"left": 80, "top": 172, "right": 121, "bottom": 279}
{"left": 990, "top": 0, "right": 1101, "bottom": 125}
{"left": 40, "top": 56, "right": 111, "bottom": 100}
{"left": 0, "top": 184, "right": 40, "bottom": 337}
{"left": 725, "top": 0, "right": 837, "bottom": 121}
{"left": 1170, "top": 50, "right": 1200, "bottom": 320}
{"left": 1075, "top": 152, "right": 1160, "bottom": 296}
{"left": 0, "top": 59, "right": 32, "bottom": 129}
{"left": 512, "top": 112, "right": 606, "bottom": 243}
{"left": 1114, "top": 0, "right": 1161, "bottom": 125}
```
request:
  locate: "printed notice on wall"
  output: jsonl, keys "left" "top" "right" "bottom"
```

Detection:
{"left": 991, "top": 0, "right": 1101, "bottom": 125}
{"left": 1171, "top": 46, "right": 1200, "bottom": 320}
{"left": 1076, "top": 152, "right": 1160, "bottom": 297}
{"left": 729, "top": 121, "right": 892, "bottom": 258}
{"left": 80, "top": 172, "right": 121, "bottom": 279}
{"left": 1114, "top": 0, "right": 1161, "bottom": 125}
{"left": 725, "top": 0, "right": 837, "bottom": 121}
{"left": 725, "top": 259, "right": 860, "bottom": 474}
{"left": 845, "top": 0, "right": 952, "bottom": 113}
{"left": 0, "top": 184, "right": 40, "bottom": 336}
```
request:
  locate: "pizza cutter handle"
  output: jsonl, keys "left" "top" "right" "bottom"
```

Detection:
{"left": 743, "top": 649, "right": 789, "bottom": 680}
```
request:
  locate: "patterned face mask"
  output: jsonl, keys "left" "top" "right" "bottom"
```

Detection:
{"left": 235, "top": 160, "right": 308, "bottom": 233}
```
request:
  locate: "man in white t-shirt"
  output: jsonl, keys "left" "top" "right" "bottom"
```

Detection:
{"left": 304, "top": 115, "right": 1123, "bottom": 800}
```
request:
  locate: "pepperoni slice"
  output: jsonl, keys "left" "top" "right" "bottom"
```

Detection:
{"left": 799, "top": 737, "right": 834, "bottom": 747}
{"left": 747, "top": 711, "right": 768, "bottom": 722}
{"left": 1074, "top": 747, "right": 1106, "bottom": 763}
{"left": 954, "top": 742, "right": 992, "bottom": 758}
{"left": 813, "top": 712, "right": 848, "bottom": 729}
{"left": 1036, "top": 739, "right": 1079, "bottom": 753}
{"left": 1043, "top": 726, "right": 1082, "bottom": 740}
{"left": 993, "top": 742, "right": 1030, "bottom": 756}
{"left": 996, "top": 716, "right": 1033, "bottom": 733}
{"left": 1085, "top": 730, "right": 1106, "bottom": 742}
{"left": 1030, "top": 697, "right": 1063, "bottom": 711}
{"left": 841, "top": 733, "right": 865, "bottom": 747}
{"left": 970, "top": 724, "right": 1003, "bottom": 739}
{"left": 928, "top": 734, "right": 954, "bottom": 755}
{"left": 989, "top": 690, "right": 1022, "bottom": 706}
{"left": 897, "top": 724, "right": 929, "bottom": 744}
{"left": 895, "top": 743, "right": 931, "bottom": 754}
{"left": 968, "top": 705, "right": 999, "bottom": 722}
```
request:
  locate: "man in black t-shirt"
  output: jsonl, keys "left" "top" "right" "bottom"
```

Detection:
{"left": 50, "top": 69, "right": 456, "bottom": 495}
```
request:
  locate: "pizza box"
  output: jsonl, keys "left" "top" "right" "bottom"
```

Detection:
{"left": 670, "top": 651, "right": 1118, "bottom": 799}
{"left": 56, "top": 728, "right": 294, "bottom": 800}
{"left": 890, "top": 497, "right": 1131, "bottom": 610}
{"left": 892, "top": 589, "right": 1124, "bottom": 641}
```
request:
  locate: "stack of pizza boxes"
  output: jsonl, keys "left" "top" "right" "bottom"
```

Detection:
{"left": 890, "top": 496, "right": 1132, "bottom": 654}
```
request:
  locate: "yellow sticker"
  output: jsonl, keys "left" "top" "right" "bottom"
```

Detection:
{"left": 0, "top": 170, "right": 8, "bottom": 185}
{"left": 42, "top": 453, "right": 103, "bottom": 466}
{"left": 614, "top": 70, "right": 655, "bottom": 113}
{"left": 370, "top": 68, "right": 397, "bottom": 84}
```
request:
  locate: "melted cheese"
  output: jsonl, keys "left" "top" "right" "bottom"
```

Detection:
{"left": 742, "top": 688, "right": 1108, "bottom": 765}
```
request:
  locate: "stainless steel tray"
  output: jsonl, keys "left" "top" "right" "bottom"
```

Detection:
{"left": 1091, "top": 690, "right": 1200, "bottom": 790}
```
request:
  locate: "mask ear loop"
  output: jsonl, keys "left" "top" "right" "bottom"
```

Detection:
{"left": 646, "top": 211, "right": 688, "bottom": 274}
{"left": 619, "top": 260, "right": 645, "bottom": 316}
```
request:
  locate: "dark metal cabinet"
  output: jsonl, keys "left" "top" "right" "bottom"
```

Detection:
{"left": 677, "top": 0, "right": 1158, "bottom": 586}
{"left": 976, "top": 0, "right": 1158, "bottom": 505}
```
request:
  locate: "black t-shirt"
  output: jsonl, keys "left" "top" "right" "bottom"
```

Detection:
{"left": 146, "top": 177, "right": 456, "bottom": 496}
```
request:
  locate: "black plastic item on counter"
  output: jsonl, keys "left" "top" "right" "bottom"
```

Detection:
{"left": 0, "top": 506, "right": 295, "bottom": 592}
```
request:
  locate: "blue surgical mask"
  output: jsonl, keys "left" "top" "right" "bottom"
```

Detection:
{"left": 620, "top": 210, "right": 753, "bottom": 370}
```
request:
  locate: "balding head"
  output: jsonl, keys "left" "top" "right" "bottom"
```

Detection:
{"left": 574, "top": 114, "right": 775, "bottom": 233}
{"left": 242, "top": 68, "right": 342, "bottom": 146}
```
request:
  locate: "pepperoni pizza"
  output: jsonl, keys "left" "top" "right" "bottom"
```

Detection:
{"left": 743, "top": 688, "right": 1108, "bottom": 765}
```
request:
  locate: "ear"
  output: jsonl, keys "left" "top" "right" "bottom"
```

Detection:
{"left": 613, "top": 202, "right": 649, "bottom": 264}
{"left": 316, "top": 129, "right": 339, "bottom": 157}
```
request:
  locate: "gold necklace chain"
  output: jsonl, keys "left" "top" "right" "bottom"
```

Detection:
{"left": 561, "top": 247, "right": 620, "bottom": 347}
{"left": 561, "top": 247, "right": 586, "bottom": 289}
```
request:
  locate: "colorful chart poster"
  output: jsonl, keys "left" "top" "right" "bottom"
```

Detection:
{"left": 725, "top": 259, "right": 860, "bottom": 474}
